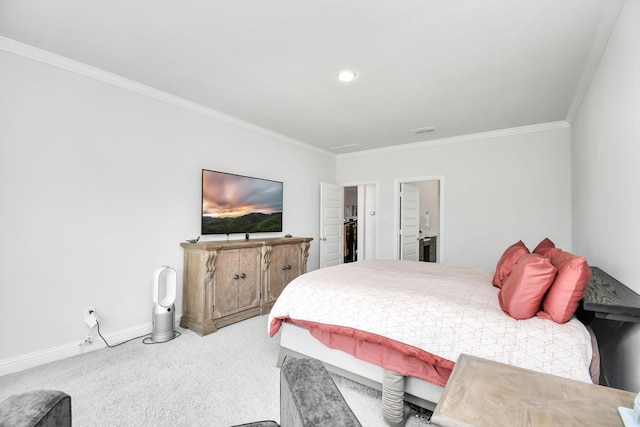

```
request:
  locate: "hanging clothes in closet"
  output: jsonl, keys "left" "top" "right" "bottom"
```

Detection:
{"left": 344, "top": 220, "right": 357, "bottom": 263}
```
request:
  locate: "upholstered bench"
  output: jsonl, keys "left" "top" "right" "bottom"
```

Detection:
{"left": 0, "top": 389, "right": 71, "bottom": 427}
{"left": 234, "top": 357, "right": 361, "bottom": 427}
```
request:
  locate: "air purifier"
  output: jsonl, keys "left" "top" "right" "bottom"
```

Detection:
{"left": 151, "top": 265, "right": 177, "bottom": 343}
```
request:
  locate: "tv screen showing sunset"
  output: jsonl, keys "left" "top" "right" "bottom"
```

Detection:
{"left": 201, "top": 170, "right": 283, "bottom": 234}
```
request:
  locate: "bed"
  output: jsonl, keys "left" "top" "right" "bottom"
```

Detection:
{"left": 268, "top": 258, "right": 597, "bottom": 418}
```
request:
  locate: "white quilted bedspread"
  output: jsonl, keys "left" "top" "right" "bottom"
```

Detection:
{"left": 268, "top": 260, "right": 593, "bottom": 383}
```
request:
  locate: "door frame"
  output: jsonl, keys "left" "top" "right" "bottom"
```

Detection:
{"left": 394, "top": 175, "right": 445, "bottom": 263}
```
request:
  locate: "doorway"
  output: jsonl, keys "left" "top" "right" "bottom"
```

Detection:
{"left": 320, "top": 182, "right": 377, "bottom": 268}
{"left": 344, "top": 187, "right": 358, "bottom": 262}
{"left": 343, "top": 184, "right": 377, "bottom": 263}
{"left": 396, "top": 177, "right": 443, "bottom": 262}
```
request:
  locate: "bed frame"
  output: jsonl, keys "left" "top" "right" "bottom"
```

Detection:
{"left": 275, "top": 265, "right": 640, "bottom": 413}
{"left": 275, "top": 322, "right": 443, "bottom": 411}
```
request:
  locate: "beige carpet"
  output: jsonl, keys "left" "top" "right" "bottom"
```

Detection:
{"left": 0, "top": 315, "right": 429, "bottom": 426}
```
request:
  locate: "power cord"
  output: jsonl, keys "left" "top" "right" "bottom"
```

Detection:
{"left": 142, "top": 331, "right": 181, "bottom": 345}
{"left": 91, "top": 310, "right": 180, "bottom": 348}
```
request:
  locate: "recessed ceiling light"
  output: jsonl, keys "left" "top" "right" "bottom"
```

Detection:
{"left": 337, "top": 69, "right": 357, "bottom": 82}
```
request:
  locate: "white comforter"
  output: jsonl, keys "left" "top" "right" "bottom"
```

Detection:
{"left": 268, "top": 259, "right": 593, "bottom": 383}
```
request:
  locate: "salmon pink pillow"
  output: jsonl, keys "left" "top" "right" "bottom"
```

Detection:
{"left": 537, "top": 246, "right": 561, "bottom": 259}
{"left": 537, "top": 251, "right": 592, "bottom": 324}
{"left": 492, "top": 240, "right": 530, "bottom": 288}
{"left": 498, "top": 254, "right": 557, "bottom": 320}
{"left": 533, "top": 238, "right": 557, "bottom": 257}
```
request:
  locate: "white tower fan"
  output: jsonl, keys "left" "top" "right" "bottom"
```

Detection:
{"left": 151, "top": 265, "right": 177, "bottom": 343}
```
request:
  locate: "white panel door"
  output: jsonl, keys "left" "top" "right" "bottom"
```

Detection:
{"left": 320, "top": 182, "right": 344, "bottom": 268}
{"left": 400, "top": 183, "right": 420, "bottom": 261}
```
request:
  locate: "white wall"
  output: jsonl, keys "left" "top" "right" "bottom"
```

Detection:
{"left": 570, "top": 0, "right": 640, "bottom": 392}
{"left": 337, "top": 125, "right": 572, "bottom": 270}
{"left": 0, "top": 46, "right": 335, "bottom": 367}
{"left": 571, "top": 0, "right": 640, "bottom": 294}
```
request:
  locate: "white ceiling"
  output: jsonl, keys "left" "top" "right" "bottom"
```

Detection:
{"left": 0, "top": 0, "right": 624, "bottom": 154}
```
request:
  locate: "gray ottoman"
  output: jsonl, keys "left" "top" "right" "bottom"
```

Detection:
{"left": 280, "top": 357, "right": 361, "bottom": 427}
{"left": 0, "top": 390, "right": 71, "bottom": 427}
{"left": 232, "top": 357, "right": 361, "bottom": 427}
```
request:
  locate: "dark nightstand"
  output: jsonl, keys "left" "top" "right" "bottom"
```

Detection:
{"left": 581, "top": 267, "right": 640, "bottom": 323}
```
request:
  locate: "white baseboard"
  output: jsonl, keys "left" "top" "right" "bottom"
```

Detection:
{"left": 0, "top": 316, "right": 182, "bottom": 377}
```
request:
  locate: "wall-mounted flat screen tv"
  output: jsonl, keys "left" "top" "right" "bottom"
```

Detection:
{"left": 201, "top": 169, "right": 283, "bottom": 235}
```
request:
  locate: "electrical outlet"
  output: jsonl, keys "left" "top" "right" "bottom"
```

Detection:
{"left": 84, "top": 306, "right": 95, "bottom": 320}
{"left": 83, "top": 306, "right": 96, "bottom": 328}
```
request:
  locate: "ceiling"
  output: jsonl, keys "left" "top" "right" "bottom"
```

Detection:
{"left": 0, "top": 0, "right": 624, "bottom": 154}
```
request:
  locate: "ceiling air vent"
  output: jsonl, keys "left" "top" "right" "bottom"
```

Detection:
{"left": 411, "top": 126, "right": 436, "bottom": 135}
{"left": 330, "top": 143, "right": 364, "bottom": 153}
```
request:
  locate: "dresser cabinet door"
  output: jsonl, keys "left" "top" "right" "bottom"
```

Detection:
{"left": 267, "top": 244, "right": 301, "bottom": 301}
{"left": 212, "top": 247, "right": 261, "bottom": 319}
{"left": 237, "top": 247, "right": 262, "bottom": 312}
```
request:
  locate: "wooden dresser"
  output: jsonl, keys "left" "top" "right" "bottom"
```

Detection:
{"left": 180, "top": 237, "right": 312, "bottom": 336}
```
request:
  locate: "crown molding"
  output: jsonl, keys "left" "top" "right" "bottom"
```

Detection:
{"left": 0, "top": 36, "right": 573, "bottom": 161}
{"left": 0, "top": 37, "right": 335, "bottom": 159}
{"left": 336, "top": 121, "right": 571, "bottom": 159}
